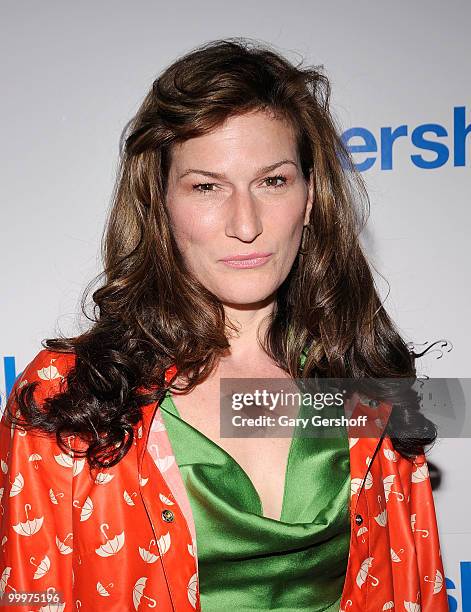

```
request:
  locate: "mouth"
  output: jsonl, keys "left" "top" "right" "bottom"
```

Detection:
{"left": 219, "top": 253, "right": 273, "bottom": 269}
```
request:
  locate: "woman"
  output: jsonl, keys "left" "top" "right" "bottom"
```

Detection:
{"left": 0, "top": 38, "right": 448, "bottom": 611}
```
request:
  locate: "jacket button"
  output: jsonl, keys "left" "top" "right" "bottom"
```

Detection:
{"left": 368, "top": 399, "right": 380, "bottom": 408}
{"left": 355, "top": 514, "right": 363, "bottom": 525}
{"left": 161, "top": 509, "right": 174, "bottom": 523}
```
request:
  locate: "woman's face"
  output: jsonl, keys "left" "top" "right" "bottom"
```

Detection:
{"left": 165, "top": 109, "right": 313, "bottom": 307}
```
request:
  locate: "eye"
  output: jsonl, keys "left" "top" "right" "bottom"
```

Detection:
{"left": 192, "top": 182, "right": 217, "bottom": 194}
{"left": 264, "top": 174, "right": 288, "bottom": 189}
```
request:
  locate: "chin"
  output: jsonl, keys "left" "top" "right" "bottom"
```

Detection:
{"left": 214, "top": 283, "right": 278, "bottom": 307}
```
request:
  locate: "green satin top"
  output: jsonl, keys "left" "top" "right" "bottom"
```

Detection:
{"left": 159, "top": 369, "right": 351, "bottom": 611}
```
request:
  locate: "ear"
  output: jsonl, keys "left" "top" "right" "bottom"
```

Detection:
{"left": 303, "top": 169, "right": 314, "bottom": 226}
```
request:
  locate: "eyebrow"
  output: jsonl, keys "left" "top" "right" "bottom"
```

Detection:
{"left": 178, "top": 159, "right": 298, "bottom": 180}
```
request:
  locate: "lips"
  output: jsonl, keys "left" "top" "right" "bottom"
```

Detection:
{"left": 220, "top": 252, "right": 272, "bottom": 261}
{"left": 220, "top": 253, "right": 273, "bottom": 269}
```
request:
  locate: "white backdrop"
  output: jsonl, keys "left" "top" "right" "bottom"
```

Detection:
{"left": 1, "top": 2, "right": 470, "bottom": 609}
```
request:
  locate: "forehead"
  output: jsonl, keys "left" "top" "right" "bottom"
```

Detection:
{"left": 169, "top": 110, "right": 298, "bottom": 167}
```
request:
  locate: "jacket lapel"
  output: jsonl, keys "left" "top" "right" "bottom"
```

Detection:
{"left": 345, "top": 395, "right": 393, "bottom": 515}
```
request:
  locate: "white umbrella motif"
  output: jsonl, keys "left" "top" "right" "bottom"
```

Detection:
{"left": 54, "top": 452, "right": 74, "bottom": 468}
{"left": 1, "top": 458, "right": 8, "bottom": 473}
{"left": 12, "top": 504, "right": 44, "bottom": 536}
{"left": 374, "top": 509, "right": 387, "bottom": 527}
{"left": 94, "top": 472, "right": 114, "bottom": 485}
{"left": 139, "top": 540, "right": 160, "bottom": 564}
{"left": 357, "top": 526, "right": 368, "bottom": 543}
{"left": 62, "top": 434, "right": 82, "bottom": 468}
{"left": 49, "top": 489, "right": 64, "bottom": 505}
{"left": 95, "top": 523, "right": 125, "bottom": 557}
{"left": 411, "top": 464, "right": 429, "bottom": 483}
{"left": 383, "top": 475, "right": 405, "bottom": 502}
{"left": 0, "top": 487, "right": 4, "bottom": 516}
{"left": 124, "top": 490, "right": 137, "bottom": 506}
{"left": 158, "top": 493, "right": 174, "bottom": 506}
{"left": 151, "top": 416, "right": 166, "bottom": 433}
{"left": 403, "top": 600, "right": 421, "bottom": 612}
{"left": 56, "top": 533, "right": 73, "bottom": 554}
{"left": 424, "top": 569, "right": 443, "bottom": 594}
{"left": 0, "top": 567, "right": 12, "bottom": 598}
{"left": 350, "top": 472, "right": 373, "bottom": 497}
{"left": 28, "top": 453, "right": 43, "bottom": 470}
{"left": 382, "top": 602, "right": 394, "bottom": 610}
{"left": 187, "top": 572, "right": 198, "bottom": 609}
{"left": 132, "top": 576, "right": 157, "bottom": 610}
{"left": 73, "top": 497, "right": 94, "bottom": 521}
{"left": 410, "top": 514, "right": 429, "bottom": 538}
{"left": 390, "top": 548, "right": 404, "bottom": 563}
{"left": 139, "top": 474, "right": 149, "bottom": 487}
{"left": 149, "top": 444, "right": 175, "bottom": 473}
{"left": 156, "top": 532, "right": 171, "bottom": 556}
{"left": 356, "top": 557, "right": 380, "bottom": 588}
{"left": 97, "top": 581, "right": 114, "bottom": 596}
{"left": 383, "top": 448, "right": 397, "bottom": 462}
{"left": 340, "top": 599, "right": 353, "bottom": 612}
{"left": 374, "top": 495, "right": 388, "bottom": 527}
{"left": 30, "top": 555, "right": 51, "bottom": 579}
{"left": 348, "top": 437, "right": 359, "bottom": 449}
{"left": 9, "top": 472, "right": 24, "bottom": 497}
{"left": 37, "top": 359, "right": 63, "bottom": 381}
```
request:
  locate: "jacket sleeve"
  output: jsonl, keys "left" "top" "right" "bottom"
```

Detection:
{"left": 408, "top": 452, "right": 450, "bottom": 611}
{"left": 0, "top": 350, "right": 75, "bottom": 612}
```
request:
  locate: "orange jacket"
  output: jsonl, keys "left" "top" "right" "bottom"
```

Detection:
{"left": 0, "top": 349, "right": 449, "bottom": 611}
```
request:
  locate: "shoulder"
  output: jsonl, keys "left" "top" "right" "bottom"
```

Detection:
{"left": 1, "top": 347, "right": 77, "bottom": 438}
{"left": 1, "top": 349, "right": 81, "bottom": 487}
{"left": 13, "top": 347, "right": 77, "bottom": 403}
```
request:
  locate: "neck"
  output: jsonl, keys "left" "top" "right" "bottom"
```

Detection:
{"left": 221, "top": 295, "right": 275, "bottom": 366}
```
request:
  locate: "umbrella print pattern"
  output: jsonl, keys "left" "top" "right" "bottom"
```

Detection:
{"left": 132, "top": 576, "right": 157, "bottom": 610}
{"left": 96, "top": 581, "right": 114, "bottom": 596}
{"left": 139, "top": 540, "right": 160, "bottom": 564}
{"left": 423, "top": 569, "right": 444, "bottom": 594}
{"left": 30, "top": 554, "right": 51, "bottom": 579}
{"left": 12, "top": 504, "right": 44, "bottom": 536}
{"left": 9, "top": 472, "right": 24, "bottom": 497}
{"left": 72, "top": 496, "right": 94, "bottom": 521}
{"left": 356, "top": 557, "right": 380, "bottom": 588}
{"left": 55, "top": 533, "right": 73, "bottom": 554}
{"left": 0, "top": 349, "right": 450, "bottom": 611}
{"left": 95, "top": 523, "right": 125, "bottom": 557}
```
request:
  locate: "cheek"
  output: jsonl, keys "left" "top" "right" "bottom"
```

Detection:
{"left": 169, "top": 205, "right": 219, "bottom": 253}
{"left": 268, "top": 206, "right": 305, "bottom": 244}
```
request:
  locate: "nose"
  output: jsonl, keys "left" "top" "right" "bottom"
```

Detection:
{"left": 225, "top": 189, "right": 263, "bottom": 242}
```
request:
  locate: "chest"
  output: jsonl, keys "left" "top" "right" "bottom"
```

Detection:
{"left": 169, "top": 379, "right": 296, "bottom": 522}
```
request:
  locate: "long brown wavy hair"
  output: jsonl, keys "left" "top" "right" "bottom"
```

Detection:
{"left": 8, "top": 37, "right": 439, "bottom": 468}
